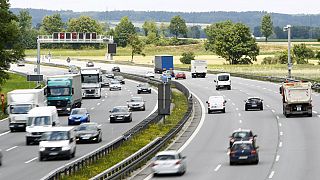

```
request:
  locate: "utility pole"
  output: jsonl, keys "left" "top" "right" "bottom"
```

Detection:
{"left": 283, "top": 25, "right": 292, "bottom": 79}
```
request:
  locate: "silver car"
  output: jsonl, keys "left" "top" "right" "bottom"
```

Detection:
{"left": 109, "top": 80, "right": 121, "bottom": 91}
{"left": 127, "top": 97, "right": 145, "bottom": 111}
{"left": 151, "top": 150, "right": 186, "bottom": 176}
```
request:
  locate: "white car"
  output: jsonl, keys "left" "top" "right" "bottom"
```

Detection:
{"left": 146, "top": 71, "right": 155, "bottom": 78}
{"left": 127, "top": 97, "right": 145, "bottom": 111}
{"left": 151, "top": 150, "right": 187, "bottom": 176}
{"left": 109, "top": 80, "right": 122, "bottom": 91}
{"left": 206, "top": 95, "right": 226, "bottom": 113}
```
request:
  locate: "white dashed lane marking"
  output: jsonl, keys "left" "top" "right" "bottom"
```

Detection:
{"left": 6, "top": 146, "right": 18, "bottom": 151}
{"left": 214, "top": 164, "right": 222, "bottom": 172}
{"left": 97, "top": 103, "right": 101, "bottom": 106}
{"left": 91, "top": 107, "right": 95, "bottom": 110}
{"left": 268, "top": 171, "right": 275, "bottom": 179}
{"left": 25, "top": 157, "right": 38, "bottom": 164}
{"left": 279, "top": 141, "right": 283, "bottom": 147}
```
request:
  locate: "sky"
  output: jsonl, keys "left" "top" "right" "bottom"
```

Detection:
{"left": 9, "top": 0, "right": 320, "bottom": 14}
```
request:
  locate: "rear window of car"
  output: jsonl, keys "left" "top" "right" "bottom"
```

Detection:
{"left": 218, "top": 75, "right": 229, "bottom": 81}
{"left": 231, "top": 143, "right": 253, "bottom": 151}
{"left": 232, "top": 131, "right": 252, "bottom": 138}
{"left": 156, "top": 155, "right": 176, "bottom": 160}
{"left": 209, "top": 96, "right": 224, "bottom": 102}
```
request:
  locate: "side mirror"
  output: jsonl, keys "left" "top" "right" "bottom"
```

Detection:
{"left": 182, "top": 156, "right": 187, "bottom": 159}
{"left": 52, "top": 122, "right": 56, "bottom": 126}
{"left": 214, "top": 80, "right": 217, "bottom": 82}
{"left": 254, "top": 135, "right": 258, "bottom": 137}
{"left": 69, "top": 138, "right": 74, "bottom": 143}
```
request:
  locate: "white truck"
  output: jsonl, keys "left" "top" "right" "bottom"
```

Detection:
{"left": 191, "top": 60, "right": 207, "bottom": 78}
{"left": 7, "top": 89, "right": 47, "bottom": 132}
{"left": 280, "top": 81, "right": 312, "bottom": 117}
{"left": 80, "top": 67, "right": 102, "bottom": 98}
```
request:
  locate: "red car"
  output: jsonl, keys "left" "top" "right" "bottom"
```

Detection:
{"left": 175, "top": 72, "right": 186, "bottom": 79}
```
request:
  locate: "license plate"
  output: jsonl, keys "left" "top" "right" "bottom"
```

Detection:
{"left": 297, "top": 106, "right": 302, "bottom": 111}
{"left": 252, "top": 105, "right": 257, "bottom": 107}
{"left": 49, "top": 152, "right": 58, "bottom": 156}
{"left": 239, "top": 156, "right": 248, "bottom": 159}
{"left": 82, "top": 136, "right": 90, "bottom": 139}
{"left": 117, "top": 117, "right": 123, "bottom": 119}
{"left": 18, "top": 125, "right": 24, "bottom": 127}
{"left": 143, "top": 90, "right": 147, "bottom": 91}
{"left": 75, "top": 119, "right": 80, "bottom": 121}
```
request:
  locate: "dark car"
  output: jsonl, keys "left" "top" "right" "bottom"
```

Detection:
{"left": 75, "top": 123, "right": 102, "bottom": 143}
{"left": 86, "top": 61, "right": 94, "bottom": 67}
{"left": 114, "top": 76, "right": 125, "bottom": 84}
{"left": 112, "top": 66, "right": 120, "bottom": 72}
{"left": 137, "top": 83, "right": 151, "bottom": 94}
{"left": 229, "top": 129, "right": 257, "bottom": 148}
{"left": 229, "top": 141, "right": 259, "bottom": 165}
{"left": 68, "top": 108, "right": 90, "bottom": 125}
{"left": 109, "top": 106, "right": 132, "bottom": 123}
{"left": 175, "top": 72, "right": 186, "bottom": 79}
{"left": 245, "top": 97, "right": 263, "bottom": 111}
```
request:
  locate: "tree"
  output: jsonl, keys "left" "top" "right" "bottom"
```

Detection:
{"left": 41, "top": 14, "right": 64, "bottom": 34}
{"left": 261, "top": 14, "right": 273, "bottom": 42}
{"left": 67, "top": 16, "right": 103, "bottom": 34}
{"left": 169, "top": 16, "right": 187, "bottom": 38}
{"left": 146, "top": 32, "right": 158, "bottom": 44}
{"left": 114, "top": 16, "right": 136, "bottom": 47}
{"left": 17, "top": 10, "right": 38, "bottom": 49}
{"left": 159, "top": 22, "right": 167, "bottom": 37}
{"left": 128, "top": 35, "right": 145, "bottom": 62}
{"left": 0, "top": 0, "right": 24, "bottom": 89}
{"left": 142, "top": 21, "right": 158, "bottom": 36}
{"left": 293, "top": 43, "right": 314, "bottom": 64}
{"left": 180, "top": 52, "right": 195, "bottom": 64}
{"left": 188, "top": 26, "right": 201, "bottom": 39}
{"left": 205, "top": 21, "right": 259, "bottom": 64}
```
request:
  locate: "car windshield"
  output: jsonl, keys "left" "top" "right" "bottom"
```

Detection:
{"left": 248, "top": 98, "right": 260, "bottom": 102}
{"left": 218, "top": 75, "right": 229, "bottom": 81}
{"left": 130, "top": 98, "right": 142, "bottom": 102}
{"left": 31, "top": 116, "right": 51, "bottom": 126}
{"left": 156, "top": 155, "right": 176, "bottom": 160}
{"left": 10, "top": 104, "right": 32, "bottom": 114}
{"left": 47, "top": 87, "right": 70, "bottom": 96}
{"left": 111, "top": 80, "right": 120, "bottom": 84}
{"left": 138, "top": 84, "right": 149, "bottom": 88}
{"left": 115, "top": 76, "right": 123, "bottom": 80}
{"left": 112, "top": 107, "right": 128, "bottom": 113}
{"left": 77, "top": 125, "right": 97, "bottom": 131}
{"left": 233, "top": 132, "right": 251, "bottom": 138}
{"left": 232, "top": 143, "right": 253, "bottom": 151}
{"left": 71, "top": 109, "right": 87, "bottom": 115}
{"left": 41, "top": 131, "right": 69, "bottom": 141}
{"left": 81, "top": 74, "right": 99, "bottom": 83}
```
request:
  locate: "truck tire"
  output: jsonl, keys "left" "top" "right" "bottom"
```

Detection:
{"left": 26, "top": 139, "right": 31, "bottom": 145}
{"left": 308, "top": 113, "right": 312, "bottom": 117}
{"left": 228, "top": 86, "right": 231, "bottom": 90}
{"left": 222, "top": 108, "right": 226, "bottom": 113}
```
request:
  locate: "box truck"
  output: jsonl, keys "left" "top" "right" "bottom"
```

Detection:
{"left": 191, "top": 60, "right": 207, "bottom": 78}
{"left": 154, "top": 55, "right": 174, "bottom": 74}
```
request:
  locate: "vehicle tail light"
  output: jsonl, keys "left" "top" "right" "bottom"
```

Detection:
{"left": 175, "top": 160, "right": 181, "bottom": 165}
{"left": 251, "top": 150, "right": 257, "bottom": 155}
{"left": 230, "top": 138, "right": 235, "bottom": 142}
{"left": 230, "top": 151, "right": 236, "bottom": 157}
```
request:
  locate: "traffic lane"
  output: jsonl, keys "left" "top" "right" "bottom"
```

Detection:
{"left": 149, "top": 78, "right": 278, "bottom": 180}
{"left": 0, "top": 120, "right": 9, "bottom": 134}
{"left": 234, "top": 80, "right": 320, "bottom": 180}
{"left": 10, "top": 63, "right": 69, "bottom": 76}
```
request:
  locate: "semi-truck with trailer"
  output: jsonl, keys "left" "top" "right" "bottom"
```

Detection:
{"left": 191, "top": 60, "right": 207, "bottom": 78}
{"left": 7, "top": 89, "right": 47, "bottom": 132}
{"left": 46, "top": 74, "right": 82, "bottom": 115}
{"left": 80, "top": 67, "right": 102, "bottom": 98}
{"left": 154, "top": 55, "right": 174, "bottom": 74}
{"left": 280, "top": 81, "right": 312, "bottom": 117}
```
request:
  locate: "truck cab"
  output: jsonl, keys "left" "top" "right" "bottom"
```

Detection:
{"left": 7, "top": 89, "right": 47, "bottom": 132}
{"left": 81, "top": 68, "right": 102, "bottom": 98}
{"left": 26, "top": 106, "right": 60, "bottom": 145}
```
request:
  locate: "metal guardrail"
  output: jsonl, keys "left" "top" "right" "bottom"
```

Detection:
{"left": 91, "top": 80, "right": 193, "bottom": 180}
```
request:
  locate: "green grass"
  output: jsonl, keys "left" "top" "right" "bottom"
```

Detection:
{"left": 63, "top": 91, "right": 188, "bottom": 180}
{"left": 0, "top": 73, "right": 36, "bottom": 119}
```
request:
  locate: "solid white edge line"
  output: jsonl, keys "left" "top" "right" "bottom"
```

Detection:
{"left": 0, "top": 118, "right": 8, "bottom": 122}
{"left": 178, "top": 91, "right": 205, "bottom": 153}
{"left": 0, "top": 131, "right": 10, "bottom": 137}
{"left": 214, "top": 164, "right": 222, "bottom": 172}
{"left": 6, "top": 146, "right": 18, "bottom": 151}
{"left": 25, "top": 157, "right": 38, "bottom": 164}
{"left": 269, "top": 171, "right": 275, "bottom": 179}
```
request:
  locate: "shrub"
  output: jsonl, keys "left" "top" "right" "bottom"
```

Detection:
{"left": 180, "top": 52, "right": 195, "bottom": 64}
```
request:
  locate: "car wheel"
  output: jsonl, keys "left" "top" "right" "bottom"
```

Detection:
{"left": 254, "top": 159, "right": 259, "bottom": 165}
{"left": 26, "top": 139, "right": 30, "bottom": 145}
{"left": 72, "top": 148, "right": 76, "bottom": 158}
{"left": 308, "top": 113, "right": 312, "bottom": 117}
{"left": 129, "top": 117, "right": 133, "bottom": 122}
{"left": 208, "top": 109, "right": 211, "bottom": 114}
{"left": 260, "top": 106, "right": 263, "bottom": 110}
{"left": 137, "top": 91, "right": 140, "bottom": 94}
{"left": 39, "top": 156, "right": 44, "bottom": 161}
{"left": 216, "top": 87, "right": 219, "bottom": 90}
{"left": 245, "top": 107, "right": 248, "bottom": 111}
{"left": 230, "top": 161, "right": 235, "bottom": 166}
{"left": 142, "top": 106, "right": 146, "bottom": 111}
{"left": 228, "top": 86, "right": 231, "bottom": 90}
{"left": 66, "top": 152, "right": 72, "bottom": 160}
{"left": 10, "top": 128, "right": 14, "bottom": 132}
{"left": 149, "top": 90, "right": 151, "bottom": 93}
{"left": 222, "top": 108, "right": 226, "bottom": 113}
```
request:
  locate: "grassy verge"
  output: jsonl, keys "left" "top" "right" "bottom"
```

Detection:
{"left": 63, "top": 90, "right": 188, "bottom": 180}
{"left": 0, "top": 73, "right": 36, "bottom": 119}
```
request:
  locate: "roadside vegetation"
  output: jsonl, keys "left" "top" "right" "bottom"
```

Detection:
{"left": 63, "top": 91, "right": 188, "bottom": 180}
{"left": 0, "top": 73, "right": 36, "bottom": 119}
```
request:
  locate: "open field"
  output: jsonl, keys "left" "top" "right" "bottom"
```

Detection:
{"left": 0, "top": 73, "right": 36, "bottom": 119}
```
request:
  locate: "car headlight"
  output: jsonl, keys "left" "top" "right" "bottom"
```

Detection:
{"left": 62, "top": 145, "right": 71, "bottom": 151}
{"left": 39, "top": 146, "right": 45, "bottom": 151}
{"left": 110, "top": 115, "right": 115, "bottom": 117}
{"left": 67, "top": 108, "right": 71, "bottom": 111}
{"left": 125, "top": 114, "right": 130, "bottom": 117}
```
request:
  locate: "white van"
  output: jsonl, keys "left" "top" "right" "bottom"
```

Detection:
{"left": 26, "top": 106, "right": 60, "bottom": 145}
{"left": 215, "top": 73, "right": 231, "bottom": 90}
{"left": 206, "top": 96, "right": 227, "bottom": 113}
{"left": 39, "top": 126, "right": 76, "bottom": 161}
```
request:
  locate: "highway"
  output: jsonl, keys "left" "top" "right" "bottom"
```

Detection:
{"left": 23, "top": 58, "right": 320, "bottom": 180}
{"left": 0, "top": 63, "right": 158, "bottom": 180}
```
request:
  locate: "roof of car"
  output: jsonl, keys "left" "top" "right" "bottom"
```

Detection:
{"left": 233, "top": 140, "right": 253, "bottom": 145}
{"left": 233, "top": 129, "right": 252, "bottom": 133}
{"left": 156, "top": 150, "right": 179, "bottom": 156}
{"left": 43, "top": 126, "right": 75, "bottom": 132}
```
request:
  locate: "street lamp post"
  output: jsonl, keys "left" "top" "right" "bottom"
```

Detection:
{"left": 283, "top": 25, "right": 292, "bottom": 79}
